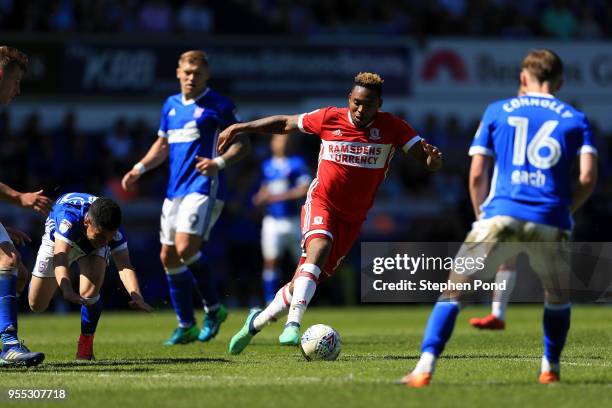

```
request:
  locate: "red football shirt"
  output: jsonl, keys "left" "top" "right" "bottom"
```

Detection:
{"left": 298, "top": 106, "right": 421, "bottom": 222}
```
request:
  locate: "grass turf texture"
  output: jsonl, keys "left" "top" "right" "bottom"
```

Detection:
{"left": 1, "top": 305, "right": 610, "bottom": 408}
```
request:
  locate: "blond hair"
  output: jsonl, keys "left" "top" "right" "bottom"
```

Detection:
{"left": 178, "top": 50, "right": 209, "bottom": 66}
{"left": 0, "top": 45, "right": 28, "bottom": 73}
{"left": 353, "top": 72, "right": 384, "bottom": 96}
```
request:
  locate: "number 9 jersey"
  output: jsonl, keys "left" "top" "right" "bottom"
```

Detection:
{"left": 469, "top": 92, "right": 597, "bottom": 230}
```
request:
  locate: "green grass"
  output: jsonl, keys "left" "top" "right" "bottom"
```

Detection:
{"left": 1, "top": 305, "right": 611, "bottom": 407}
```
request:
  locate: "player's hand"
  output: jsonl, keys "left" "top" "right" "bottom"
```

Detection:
{"left": 421, "top": 139, "right": 443, "bottom": 171}
{"left": 217, "top": 124, "right": 239, "bottom": 153}
{"left": 252, "top": 190, "right": 270, "bottom": 206}
{"left": 62, "top": 289, "right": 83, "bottom": 305}
{"left": 121, "top": 170, "right": 141, "bottom": 192}
{"left": 128, "top": 293, "right": 153, "bottom": 312}
{"left": 195, "top": 156, "right": 219, "bottom": 177}
{"left": 19, "top": 190, "right": 52, "bottom": 216}
{"left": 5, "top": 227, "right": 31, "bottom": 246}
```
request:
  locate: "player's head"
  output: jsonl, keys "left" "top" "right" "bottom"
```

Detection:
{"left": 84, "top": 198, "right": 122, "bottom": 248}
{"left": 519, "top": 49, "right": 563, "bottom": 94}
{"left": 348, "top": 72, "right": 383, "bottom": 128}
{"left": 270, "top": 134, "right": 290, "bottom": 157}
{"left": 0, "top": 46, "right": 28, "bottom": 106}
{"left": 177, "top": 50, "right": 210, "bottom": 99}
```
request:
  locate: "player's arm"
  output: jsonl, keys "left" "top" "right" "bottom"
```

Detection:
{"left": 570, "top": 153, "right": 597, "bottom": 214}
{"left": 468, "top": 154, "right": 493, "bottom": 219}
{"left": 195, "top": 134, "right": 252, "bottom": 177}
{"left": 53, "top": 239, "right": 82, "bottom": 305}
{"left": 0, "top": 183, "right": 52, "bottom": 216}
{"left": 112, "top": 248, "right": 153, "bottom": 312}
{"left": 217, "top": 115, "right": 300, "bottom": 153}
{"left": 406, "top": 139, "right": 443, "bottom": 171}
{"left": 121, "top": 136, "right": 169, "bottom": 191}
{"left": 268, "top": 184, "right": 310, "bottom": 204}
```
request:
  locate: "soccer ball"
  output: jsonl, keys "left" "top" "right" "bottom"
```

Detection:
{"left": 300, "top": 324, "right": 341, "bottom": 361}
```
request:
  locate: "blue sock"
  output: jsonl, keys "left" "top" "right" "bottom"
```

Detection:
{"left": 543, "top": 303, "right": 571, "bottom": 364}
{"left": 166, "top": 268, "right": 195, "bottom": 327}
{"left": 186, "top": 253, "right": 219, "bottom": 309}
{"left": 421, "top": 301, "right": 460, "bottom": 356}
{"left": 0, "top": 270, "right": 19, "bottom": 348}
{"left": 81, "top": 297, "right": 103, "bottom": 336}
{"left": 262, "top": 268, "right": 279, "bottom": 304}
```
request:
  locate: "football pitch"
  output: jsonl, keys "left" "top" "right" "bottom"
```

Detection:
{"left": 2, "top": 305, "right": 610, "bottom": 407}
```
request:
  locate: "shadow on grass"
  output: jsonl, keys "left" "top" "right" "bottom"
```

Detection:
{"left": 42, "top": 357, "right": 231, "bottom": 368}
{"left": 12, "top": 366, "right": 155, "bottom": 373}
{"left": 379, "top": 354, "right": 607, "bottom": 361}
{"left": 0, "top": 357, "right": 233, "bottom": 372}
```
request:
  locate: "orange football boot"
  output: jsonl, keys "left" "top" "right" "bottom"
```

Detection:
{"left": 469, "top": 314, "right": 505, "bottom": 330}
{"left": 397, "top": 372, "right": 432, "bottom": 388}
{"left": 539, "top": 371, "right": 560, "bottom": 384}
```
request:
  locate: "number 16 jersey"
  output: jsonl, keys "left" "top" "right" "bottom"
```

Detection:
{"left": 469, "top": 92, "right": 597, "bottom": 230}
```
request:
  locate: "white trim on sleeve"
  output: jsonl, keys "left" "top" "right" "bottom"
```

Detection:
{"left": 158, "top": 129, "right": 167, "bottom": 138}
{"left": 110, "top": 242, "right": 128, "bottom": 253}
{"left": 468, "top": 146, "right": 495, "bottom": 157}
{"left": 54, "top": 234, "right": 73, "bottom": 246}
{"left": 578, "top": 145, "right": 598, "bottom": 156}
{"left": 298, "top": 113, "right": 311, "bottom": 134}
{"left": 402, "top": 135, "right": 422, "bottom": 153}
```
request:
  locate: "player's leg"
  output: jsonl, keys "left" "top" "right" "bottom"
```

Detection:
{"left": 159, "top": 197, "right": 198, "bottom": 345}
{"left": 529, "top": 228, "right": 571, "bottom": 384}
{"left": 174, "top": 193, "right": 227, "bottom": 342}
{"left": 279, "top": 235, "right": 331, "bottom": 345}
{"left": 469, "top": 257, "right": 517, "bottom": 330}
{"left": 261, "top": 215, "right": 282, "bottom": 304}
{"left": 16, "top": 261, "right": 30, "bottom": 297}
{"left": 402, "top": 217, "right": 519, "bottom": 387}
{"left": 161, "top": 244, "right": 199, "bottom": 345}
{"left": 28, "top": 234, "right": 61, "bottom": 313}
{"left": 229, "top": 203, "right": 334, "bottom": 354}
{"left": 75, "top": 253, "right": 106, "bottom": 360}
{"left": 0, "top": 228, "right": 45, "bottom": 366}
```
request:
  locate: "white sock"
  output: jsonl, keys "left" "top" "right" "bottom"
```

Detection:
{"left": 541, "top": 356, "right": 560, "bottom": 374}
{"left": 491, "top": 270, "right": 516, "bottom": 320}
{"left": 413, "top": 351, "right": 437, "bottom": 375}
{"left": 253, "top": 284, "right": 293, "bottom": 331}
{"left": 286, "top": 263, "right": 320, "bottom": 326}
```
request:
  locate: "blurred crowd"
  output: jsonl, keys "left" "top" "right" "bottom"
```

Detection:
{"left": 0, "top": 0, "right": 611, "bottom": 39}
{"left": 0, "top": 108, "right": 610, "bottom": 307}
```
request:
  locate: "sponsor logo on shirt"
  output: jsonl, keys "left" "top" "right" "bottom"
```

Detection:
{"left": 321, "top": 140, "right": 391, "bottom": 169}
{"left": 167, "top": 120, "right": 201, "bottom": 144}
{"left": 59, "top": 219, "right": 72, "bottom": 234}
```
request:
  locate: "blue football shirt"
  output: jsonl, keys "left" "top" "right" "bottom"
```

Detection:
{"left": 261, "top": 156, "right": 312, "bottom": 218}
{"left": 47, "top": 192, "right": 128, "bottom": 255}
{"left": 158, "top": 87, "right": 239, "bottom": 200}
{"left": 470, "top": 92, "right": 597, "bottom": 230}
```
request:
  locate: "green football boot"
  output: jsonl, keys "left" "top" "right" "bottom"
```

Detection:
{"left": 198, "top": 305, "right": 228, "bottom": 342}
{"left": 278, "top": 323, "right": 300, "bottom": 346}
{"left": 163, "top": 324, "right": 199, "bottom": 346}
{"left": 228, "top": 308, "right": 261, "bottom": 355}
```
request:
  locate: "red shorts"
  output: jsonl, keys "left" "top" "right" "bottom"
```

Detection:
{"left": 299, "top": 198, "right": 363, "bottom": 279}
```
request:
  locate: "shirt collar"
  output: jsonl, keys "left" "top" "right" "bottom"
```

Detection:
{"left": 182, "top": 87, "right": 210, "bottom": 105}
{"left": 347, "top": 109, "right": 376, "bottom": 128}
{"left": 524, "top": 92, "right": 554, "bottom": 99}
